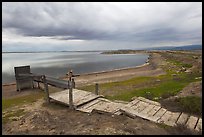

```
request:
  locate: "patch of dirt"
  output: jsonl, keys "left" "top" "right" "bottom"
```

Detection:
{"left": 176, "top": 81, "right": 202, "bottom": 97}
{"left": 2, "top": 98, "right": 192, "bottom": 135}
{"left": 2, "top": 84, "right": 42, "bottom": 99}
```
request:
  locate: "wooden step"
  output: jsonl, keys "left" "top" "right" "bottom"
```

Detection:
{"left": 49, "top": 89, "right": 102, "bottom": 108}
{"left": 186, "top": 116, "right": 199, "bottom": 130}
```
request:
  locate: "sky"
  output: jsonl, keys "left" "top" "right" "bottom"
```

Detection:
{"left": 2, "top": 2, "right": 202, "bottom": 52}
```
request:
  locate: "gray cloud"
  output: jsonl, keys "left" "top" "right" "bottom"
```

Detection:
{"left": 2, "top": 2, "right": 202, "bottom": 51}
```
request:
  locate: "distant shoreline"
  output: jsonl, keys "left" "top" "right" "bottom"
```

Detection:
{"left": 2, "top": 51, "right": 104, "bottom": 54}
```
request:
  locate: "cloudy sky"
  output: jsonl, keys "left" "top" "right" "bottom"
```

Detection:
{"left": 2, "top": 2, "right": 202, "bottom": 51}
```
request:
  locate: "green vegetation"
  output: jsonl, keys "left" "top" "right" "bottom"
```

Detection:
{"left": 106, "top": 80, "right": 187, "bottom": 101}
{"left": 2, "top": 86, "right": 61, "bottom": 111}
{"left": 175, "top": 96, "right": 202, "bottom": 116}
{"left": 2, "top": 91, "right": 45, "bottom": 111}
{"left": 2, "top": 109, "right": 25, "bottom": 124}
{"left": 80, "top": 71, "right": 200, "bottom": 102}
{"left": 79, "top": 51, "right": 201, "bottom": 116}
{"left": 80, "top": 76, "right": 156, "bottom": 96}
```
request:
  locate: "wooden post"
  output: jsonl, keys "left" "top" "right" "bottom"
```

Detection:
{"left": 69, "top": 79, "right": 74, "bottom": 109}
{"left": 72, "top": 78, "right": 75, "bottom": 89}
{"left": 68, "top": 70, "right": 74, "bottom": 109}
{"left": 43, "top": 75, "right": 50, "bottom": 103}
{"left": 95, "top": 83, "right": 99, "bottom": 95}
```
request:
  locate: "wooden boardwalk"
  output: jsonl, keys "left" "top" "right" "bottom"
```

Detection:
{"left": 49, "top": 89, "right": 103, "bottom": 108}
{"left": 49, "top": 90, "right": 202, "bottom": 132}
{"left": 119, "top": 97, "right": 202, "bottom": 132}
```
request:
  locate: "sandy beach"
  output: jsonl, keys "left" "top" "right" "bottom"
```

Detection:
{"left": 61, "top": 52, "right": 166, "bottom": 87}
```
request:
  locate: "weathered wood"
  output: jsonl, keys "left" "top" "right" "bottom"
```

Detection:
{"left": 186, "top": 116, "right": 199, "bottom": 130}
{"left": 120, "top": 107, "right": 139, "bottom": 119}
{"left": 195, "top": 118, "right": 202, "bottom": 132}
{"left": 14, "top": 65, "right": 34, "bottom": 91}
{"left": 75, "top": 94, "right": 102, "bottom": 107}
{"left": 124, "top": 98, "right": 140, "bottom": 108}
{"left": 157, "top": 111, "right": 172, "bottom": 124}
{"left": 89, "top": 100, "right": 109, "bottom": 113}
{"left": 148, "top": 108, "right": 167, "bottom": 122}
{"left": 49, "top": 89, "right": 102, "bottom": 108}
{"left": 166, "top": 112, "right": 181, "bottom": 126}
{"left": 176, "top": 113, "right": 189, "bottom": 125}
{"left": 43, "top": 75, "right": 50, "bottom": 103}
{"left": 137, "top": 97, "right": 161, "bottom": 106}
{"left": 72, "top": 78, "right": 75, "bottom": 89}
{"left": 140, "top": 104, "right": 155, "bottom": 114}
{"left": 146, "top": 105, "right": 161, "bottom": 117}
{"left": 76, "top": 98, "right": 102, "bottom": 113}
{"left": 93, "top": 100, "right": 125, "bottom": 114}
{"left": 46, "top": 77, "right": 68, "bottom": 89}
{"left": 69, "top": 81, "right": 74, "bottom": 109}
{"left": 95, "top": 83, "right": 99, "bottom": 95}
{"left": 131, "top": 101, "right": 149, "bottom": 113}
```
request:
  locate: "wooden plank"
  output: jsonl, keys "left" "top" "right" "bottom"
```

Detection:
{"left": 148, "top": 108, "right": 167, "bottom": 122}
{"left": 140, "top": 104, "right": 155, "bottom": 114}
{"left": 90, "top": 100, "right": 110, "bottom": 113}
{"left": 157, "top": 111, "right": 172, "bottom": 124}
{"left": 176, "top": 113, "right": 189, "bottom": 125}
{"left": 195, "top": 118, "right": 202, "bottom": 132}
{"left": 146, "top": 105, "right": 161, "bottom": 117}
{"left": 49, "top": 89, "right": 101, "bottom": 107}
{"left": 73, "top": 90, "right": 93, "bottom": 104}
{"left": 49, "top": 90, "right": 69, "bottom": 104}
{"left": 120, "top": 107, "right": 139, "bottom": 119}
{"left": 93, "top": 102, "right": 120, "bottom": 114}
{"left": 75, "top": 93, "right": 98, "bottom": 103}
{"left": 114, "top": 111, "right": 122, "bottom": 115}
{"left": 125, "top": 98, "right": 140, "bottom": 108}
{"left": 164, "top": 112, "right": 181, "bottom": 126}
{"left": 77, "top": 99, "right": 103, "bottom": 113}
{"left": 131, "top": 101, "right": 149, "bottom": 113}
{"left": 186, "top": 116, "right": 199, "bottom": 130}
{"left": 108, "top": 102, "right": 124, "bottom": 112}
{"left": 137, "top": 97, "right": 161, "bottom": 106}
{"left": 77, "top": 98, "right": 102, "bottom": 109}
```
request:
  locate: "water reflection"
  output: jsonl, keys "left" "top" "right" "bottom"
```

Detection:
{"left": 2, "top": 52, "right": 148, "bottom": 84}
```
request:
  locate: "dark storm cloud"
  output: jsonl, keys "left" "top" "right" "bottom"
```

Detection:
{"left": 2, "top": 2, "right": 202, "bottom": 50}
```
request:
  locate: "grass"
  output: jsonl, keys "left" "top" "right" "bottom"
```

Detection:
{"left": 2, "top": 109, "right": 26, "bottom": 124}
{"left": 79, "top": 76, "right": 157, "bottom": 96}
{"left": 2, "top": 86, "right": 62, "bottom": 111}
{"left": 2, "top": 91, "right": 45, "bottom": 111}
{"left": 167, "top": 59, "right": 193, "bottom": 68}
{"left": 175, "top": 96, "right": 202, "bottom": 116}
{"left": 80, "top": 51, "right": 201, "bottom": 104}
{"left": 80, "top": 71, "right": 201, "bottom": 102}
{"left": 106, "top": 80, "right": 187, "bottom": 101}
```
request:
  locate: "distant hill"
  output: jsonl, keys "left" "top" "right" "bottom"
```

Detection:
{"left": 144, "top": 45, "right": 202, "bottom": 51}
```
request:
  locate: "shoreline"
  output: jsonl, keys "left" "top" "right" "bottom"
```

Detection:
{"left": 2, "top": 54, "right": 150, "bottom": 86}
{"left": 63, "top": 62, "right": 150, "bottom": 78}
{"left": 2, "top": 62, "right": 150, "bottom": 86}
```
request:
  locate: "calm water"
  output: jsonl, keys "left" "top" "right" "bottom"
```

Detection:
{"left": 2, "top": 52, "right": 148, "bottom": 84}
